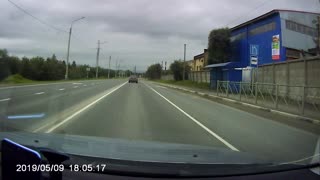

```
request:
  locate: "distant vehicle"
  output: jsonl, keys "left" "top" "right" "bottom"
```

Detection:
{"left": 128, "top": 75, "right": 138, "bottom": 83}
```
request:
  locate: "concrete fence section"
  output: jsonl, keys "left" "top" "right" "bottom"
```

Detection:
{"left": 255, "top": 56, "right": 320, "bottom": 87}
{"left": 161, "top": 74, "right": 174, "bottom": 80}
{"left": 188, "top": 71, "right": 210, "bottom": 83}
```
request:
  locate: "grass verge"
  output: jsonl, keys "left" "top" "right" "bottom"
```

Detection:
{"left": 154, "top": 80, "right": 210, "bottom": 90}
{"left": 0, "top": 74, "right": 120, "bottom": 86}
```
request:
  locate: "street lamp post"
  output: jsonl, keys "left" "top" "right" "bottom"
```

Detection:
{"left": 183, "top": 44, "right": 186, "bottom": 81}
{"left": 65, "top": 17, "right": 85, "bottom": 80}
{"left": 95, "top": 40, "right": 108, "bottom": 78}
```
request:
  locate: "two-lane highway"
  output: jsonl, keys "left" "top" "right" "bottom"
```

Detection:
{"left": 0, "top": 79, "right": 319, "bottom": 163}
{"left": 0, "top": 80, "right": 125, "bottom": 131}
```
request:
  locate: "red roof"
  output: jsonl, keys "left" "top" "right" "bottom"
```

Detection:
{"left": 231, "top": 9, "right": 320, "bottom": 31}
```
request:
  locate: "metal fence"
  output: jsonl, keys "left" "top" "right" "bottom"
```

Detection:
{"left": 217, "top": 81, "right": 320, "bottom": 119}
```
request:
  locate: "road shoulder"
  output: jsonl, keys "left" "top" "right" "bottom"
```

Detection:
{"left": 151, "top": 81, "right": 320, "bottom": 135}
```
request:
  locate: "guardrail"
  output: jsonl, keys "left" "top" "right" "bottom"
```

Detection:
{"left": 217, "top": 81, "right": 320, "bottom": 119}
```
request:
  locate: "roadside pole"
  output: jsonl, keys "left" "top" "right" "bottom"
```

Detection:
{"left": 96, "top": 40, "right": 100, "bottom": 78}
{"left": 183, "top": 44, "right": 186, "bottom": 81}
{"left": 108, "top": 56, "right": 111, "bottom": 79}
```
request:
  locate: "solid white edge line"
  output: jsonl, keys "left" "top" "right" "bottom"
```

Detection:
{"left": 0, "top": 98, "right": 11, "bottom": 102}
{"left": 59, "top": 88, "right": 65, "bottom": 91}
{"left": 44, "top": 82, "right": 127, "bottom": 133}
{"left": 143, "top": 82, "right": 239, "bottom": 152}
{"left": 34, "top": 92, "right": 45, "bottom": 95}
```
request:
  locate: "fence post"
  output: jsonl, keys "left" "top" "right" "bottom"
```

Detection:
{"left": 227, "top": 81, "right": 229, "bottom": 98}
{"left": 217, "top": 80, "right": 219, "bottom": 96}
{"left": 255, "top": 82, "right": 258, "bottom": 104}
{"left": 275, "top": 84, "right": 279, "bottom": 109}
{"left": 239, "top": 81, "right": 242, "bottom": 101}
{"left": 193, "top": 72, "right": 195, "bottom": 81}
{"left": 205, "top": 71, "right": 208, "bottom": 83}
{"left": 301, "top": 86, "right": 305, "bottom": 115}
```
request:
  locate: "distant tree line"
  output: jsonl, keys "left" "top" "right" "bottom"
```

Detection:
{"left": 145, "top": 61, "right": 190, "bottom": 81}
{"left": 145, "top": 63, "right": 162, "bottom": 80}
{"left": 170, "top": 60, "right": 190, "bottom": 81}
{"left": 0, "top": 49, "right": 130, "bottom": 81}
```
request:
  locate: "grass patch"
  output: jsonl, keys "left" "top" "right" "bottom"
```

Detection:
{"left": 154, "top": 80, "right": 210, "bottom": 90}
{"left": 0, "top": 74, "right": 121, "bottom": 86}
{"left": 2, "top": 74, "right": 34, "bottom": 84}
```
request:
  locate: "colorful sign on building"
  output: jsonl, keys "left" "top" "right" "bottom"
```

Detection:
{"left": 272, "top": 35, "right": 280, "bottom": 60}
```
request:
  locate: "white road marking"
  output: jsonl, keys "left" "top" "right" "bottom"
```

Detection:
{"left": 59, "top": 88, "right": 65, "bottom": 91}
{"left": 144, "top": 82, "right": 239, "bottom": 152}
{"left": 34, "top": 92, "right": 45, "bottom": 95}
{"left": 0, "top": 98, "right": 11, "bottom": 102}
{"left": 0, "top": 80, "right": 105, "bottom": 90}
{"left": 44, "top": 82, "right": 127, "bottom": 133}
{"left": 73, "top": 82, "right": 83, "bottom": 85}
{"left": 83, "top": 85, "right": 87, "bottom": 87}
{"left": 73, "top": 86, "right": 78, "bottom": 88}
{"left": 156, "top": 85, "right": 168, "bottom": 89}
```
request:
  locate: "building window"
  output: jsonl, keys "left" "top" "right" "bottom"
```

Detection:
{"left": 285, "top": 20, "right": 317, "bottom": 37}
{"left": 249, "top": 22, "right": 276, "bottom": 36}
{"left": 230, "top": 32, "right": 246, "bottom": 42}
{"left": 286, "top": 48, "right": 301, "bottom": 59}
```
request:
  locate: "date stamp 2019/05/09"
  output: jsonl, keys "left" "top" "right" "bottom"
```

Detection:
{"left": 16, "top": 164, "right": 65, "bottom": 172}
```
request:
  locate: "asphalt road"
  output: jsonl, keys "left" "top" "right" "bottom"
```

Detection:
{"left": 0, "top": 79, "right": 319, "bottom": 163}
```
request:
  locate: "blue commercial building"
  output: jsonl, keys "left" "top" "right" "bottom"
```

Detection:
{"left": 206, "top": 9, "right": 319, "bottom": 88}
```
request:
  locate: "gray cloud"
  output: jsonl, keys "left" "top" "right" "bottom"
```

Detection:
{"left": 1, "top": 0, "right": 319, "bottom": 71}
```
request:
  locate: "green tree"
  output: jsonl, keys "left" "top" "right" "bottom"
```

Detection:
{"left": 0, "top": 49, "right": 8, "bottom": 58}
{"left": 51, "top": 54, "right": 57, "bottom": 61}
{"left": 8, "top": 56, "right": 21, "bottom": 75}
{"left": 0, "top": 49, "right": 10, "bottom": 80}
{"left": 208, "top": 28, "right": 231, "bottom": 64}
{"left": 71, "top": 61, "right": 77, "bottom": 68}
{"left": 29, "top": 56, "right": 45, "bottom": 80}
{"left": 169, "top": 60, "right": 190, "bottom": 81}
{"left": 21, "top": 57, "right": 32, "bottom": 79}
{"left": 146, "top": 63, "right": 162, "bottom": 80}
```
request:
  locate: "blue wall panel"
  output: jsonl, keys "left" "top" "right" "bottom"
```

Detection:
{"left": 230, "top": 13, "right": 286, "bottom": 67}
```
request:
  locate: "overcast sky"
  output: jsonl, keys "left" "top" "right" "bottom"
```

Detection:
{"left": 1, "top": 0, "right": 319, "bottom": 72}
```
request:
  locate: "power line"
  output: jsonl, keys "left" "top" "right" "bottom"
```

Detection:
{"left": 8, "top": 0, "right": 68, "bottom": 33}
{"left": 225, "top": 0, "right": 275, "bottom": 27}
{"left": 8, "top": 0, "right": 95, "bottom": 56}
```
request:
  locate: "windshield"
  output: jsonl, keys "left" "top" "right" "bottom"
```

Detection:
{"left": 0, "top": 0, "right": 320, "bottom": 175}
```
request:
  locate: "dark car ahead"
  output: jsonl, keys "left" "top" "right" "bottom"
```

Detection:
{"left": 128, "top": 75, "right": 138, "bottom": 83}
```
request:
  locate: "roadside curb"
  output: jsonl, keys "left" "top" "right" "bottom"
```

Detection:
{"left": 152, "top": 82, "right": 320, "bottom": 125}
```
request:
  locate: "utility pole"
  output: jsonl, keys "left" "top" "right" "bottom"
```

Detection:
{"left": 65, "top": 27, "right": 72, "bottom": 80}
{"left": 118, "top": 63, "right": 121, "bottom": 77}
{"left": 65, "top": 17, "right": 85, "bottom": 80}
{"left": 95, "top": 40, "right": 100, "bottom": 78}
{"left": 95, "top": 40, "right": 107, "bottom": 78}
{"left": 108, "top": 56, "right": 111, "bottom": 79}
{"left": 318, "top": 16, "right": 320, "bottom": 55}
{"left": 115, "top": 60, "right": 118, "bottom": 78}
{"left": 183, "top": 44, "right": 186, "bottom": 81}
{"left": 134, "top": 65, "right": 136, "bottom": 75}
